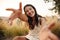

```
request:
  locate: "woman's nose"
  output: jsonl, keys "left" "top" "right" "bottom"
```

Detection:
{"left": 28, "top": 11, "right": 31, "bottom": 14}
{"left": 28, "top": 10, "right": 31, "bottom": 13}
{"left": 28, "top": 10, "right": 31, "bottom": 12}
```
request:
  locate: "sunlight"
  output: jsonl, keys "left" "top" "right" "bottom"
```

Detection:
{"left": 0, "top": 0, "right": 55, "bottom": 17}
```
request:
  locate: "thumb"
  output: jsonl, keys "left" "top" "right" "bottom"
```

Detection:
{"left": 48, "top": 21, "right": 55, "bottom": 29}
{"left": 19, "top": 2, "right": 22, "bottom": 13}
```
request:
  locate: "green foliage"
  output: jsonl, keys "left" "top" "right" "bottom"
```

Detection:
{"left": 44, "top": 0, "right": 60, "bottom": 15}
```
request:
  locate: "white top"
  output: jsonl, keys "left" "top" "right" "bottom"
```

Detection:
{"left": 25, "top": 23, "right": 41, "bottom": 40}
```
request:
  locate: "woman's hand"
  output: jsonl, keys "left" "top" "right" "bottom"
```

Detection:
{"left": 39, "top": 21, "right": 57, "bottom": 40}
{"left": 6, "top": 2, "right": 22, "bottom": 25}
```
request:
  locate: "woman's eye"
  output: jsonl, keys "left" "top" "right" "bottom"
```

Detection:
{"left": 26, "top": 10, "right": 29, "bottom": 12}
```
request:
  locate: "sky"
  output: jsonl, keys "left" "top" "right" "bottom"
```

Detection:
{"left": 0, "top": 0, "right": 56, "bottom": 17}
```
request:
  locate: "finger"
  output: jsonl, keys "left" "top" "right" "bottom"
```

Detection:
{"left": 6, "top": 8, "right": 15, "bottom": 11}
{"left": 8, "top": 21, "right": 13, "bottom": 25}
{"left": 48, "top": 21, "right": 55, "bottom": 29}
{"left": 19, "top": 2, "right": 22, "bottom": 13}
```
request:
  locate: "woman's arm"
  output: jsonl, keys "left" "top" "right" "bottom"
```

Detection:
{"left": 8, "top": 10, "right": 28, "bottom": 22}
{"left": 6, "top": 2, "right": 28, "bottom": 25}
{"left": 49, "top": 32, "right": 59, "bottom": 40}
{"left": 39, "top": 17, "right": 59, "bottom": 40}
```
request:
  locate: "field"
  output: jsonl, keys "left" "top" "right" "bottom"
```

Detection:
{"left": 0, "top": 16, "right": 60, "bottom": 40}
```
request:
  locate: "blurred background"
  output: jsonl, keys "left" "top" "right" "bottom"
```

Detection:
{"left": 0, "top": 0, "right": 60, "bottom": 40}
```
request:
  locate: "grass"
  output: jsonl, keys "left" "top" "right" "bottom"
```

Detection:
{"left": 0, "top": 16, "right": 60, "bottom": 38}
{"left": 0, "top": 19, "right": 29, "bottom": 38}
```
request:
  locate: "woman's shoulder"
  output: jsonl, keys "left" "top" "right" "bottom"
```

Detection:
{"left": 38, "top": 15, "right": 46, "bottom": 21}
{"left": 38, "top": 15, "right": 47, "bottom": 25}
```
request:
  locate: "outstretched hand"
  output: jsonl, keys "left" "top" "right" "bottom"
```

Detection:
{"left": 40, "top": 21, "right": 55, "bottom": 32}
{"left": 48, "top": 21, "right": 55, "bottom": 29}
{"left": 39, "top": 21, "right": 59, "bottom": 40}
{"left": 6, "top": 2, "right": 22, "bottom": 13}
{"left": 6, "top": 2, "right": 22, "bottom": 25}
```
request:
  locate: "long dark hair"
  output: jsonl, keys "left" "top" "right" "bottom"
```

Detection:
{"left": 24, "top": 4, "right": 42, "bottom": 30}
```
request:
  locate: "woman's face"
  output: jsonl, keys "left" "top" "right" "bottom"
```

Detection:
{"left": 25, "top": 6, "right": 35, "bottom": 17}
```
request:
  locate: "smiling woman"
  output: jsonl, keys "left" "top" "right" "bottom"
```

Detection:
{"left": 5, "top": 1, "right": 60, "bottom": 40}
{"left": 0, "top": 0, "right": 59, "bottom": 40}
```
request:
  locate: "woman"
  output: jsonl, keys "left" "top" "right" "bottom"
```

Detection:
{"left": 6, "top": 2, "right": 59, "bottom": 40}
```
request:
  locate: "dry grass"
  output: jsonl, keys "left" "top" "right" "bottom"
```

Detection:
{"left": 0, "top": 16, "right": 60, "bottom": 38}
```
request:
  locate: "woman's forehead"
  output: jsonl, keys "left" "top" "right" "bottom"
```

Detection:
{"left": 25, "top": 6, "right": 33, "bottom": 10}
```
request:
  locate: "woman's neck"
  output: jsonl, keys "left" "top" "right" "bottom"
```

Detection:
{"left": 32, "top": 17, "right": 35, "bottom": 20}
{"left": 32, "top": 16, "right": 35, "bottom": 21}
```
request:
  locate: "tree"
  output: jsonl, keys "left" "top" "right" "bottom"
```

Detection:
{"left": 44, "top": 0, "right": 60, "bottom": 15}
